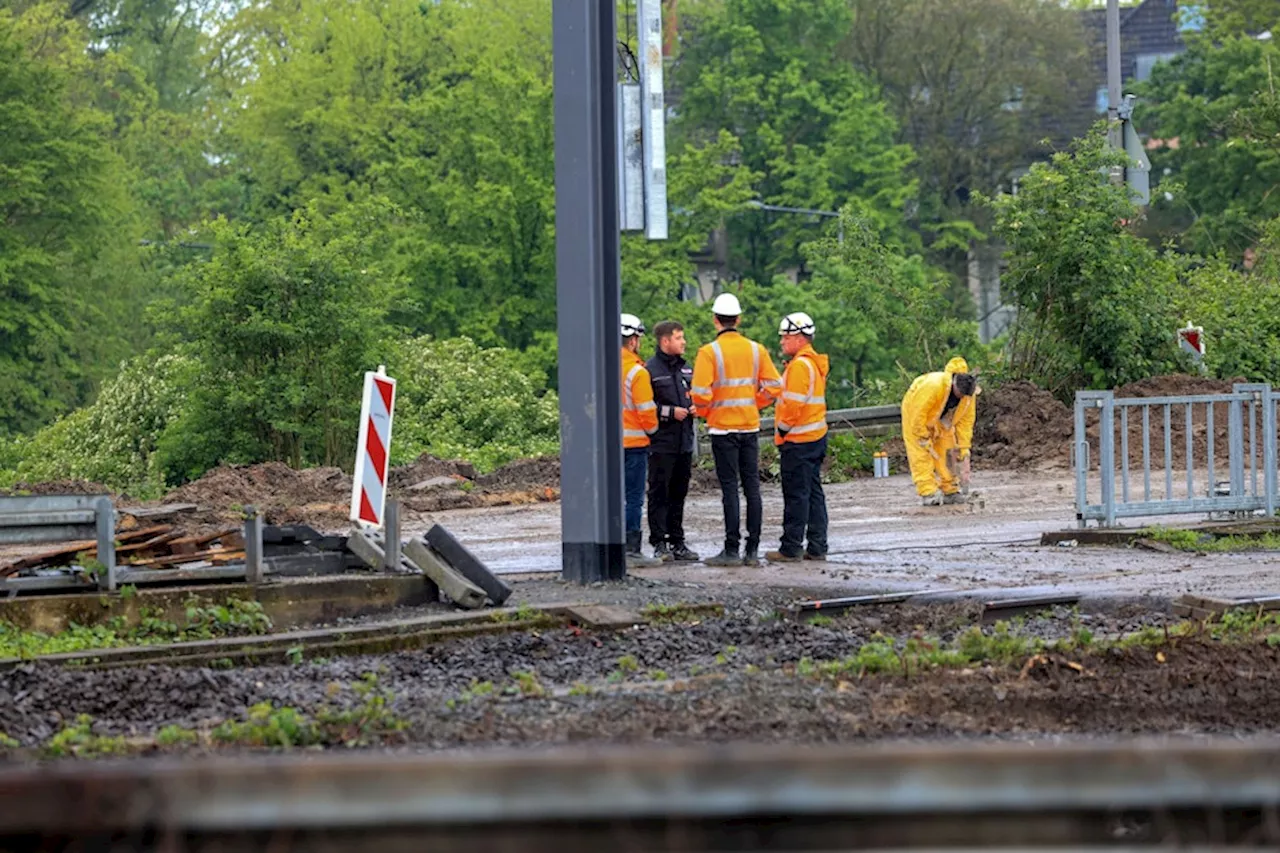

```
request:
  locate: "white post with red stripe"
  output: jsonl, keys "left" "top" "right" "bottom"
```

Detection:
{"left": 350, "top": 366, "right": 397, "bottom": 529}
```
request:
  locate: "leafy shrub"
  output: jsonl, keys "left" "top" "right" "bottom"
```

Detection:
{"left": 389, "top": 335, "right": 559, "bottom": 472}
{"left": 5, "top": 354, "right": 191, "bottom": 496}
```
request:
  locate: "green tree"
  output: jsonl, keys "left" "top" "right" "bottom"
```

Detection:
{"left": 1138, "top": 35, "right": 1280, "bottom": 255}
{"left": 670, "top": 0, "right": 916, "bottom": 282}
{"left": 155, "top": 206, "right": 396, "bottom": 479}
{"left": 216, "top": 0, "right": 556, "bottom": 348}
{"left": 985, "top": 125, "right": 1182, "bottom": 395}
{"left": 845, "top": 0, "right": 1092, "bottom": 246}
{"left": 0, "top": 4, "right": 145, "bottom": 435}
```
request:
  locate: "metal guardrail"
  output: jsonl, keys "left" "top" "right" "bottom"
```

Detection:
{"left": 1075, "top": 383, "right": 1278, "bottom": 527}
{"left": 695, "top": 404, "right": 901, "bottom": 455}
{"left": 0, "top": 495, "right": 117, "bottom": 591}
{"left": 2, "top": 740, "right": 1280, "bottom": 848}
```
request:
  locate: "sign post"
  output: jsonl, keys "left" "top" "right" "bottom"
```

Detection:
{"left": 350, "top": 366, "right": 397, "bottom": 529}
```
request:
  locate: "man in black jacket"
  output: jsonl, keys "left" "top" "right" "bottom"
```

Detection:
{"left": 646, "top": 320, "right": 700, "bottom": 562}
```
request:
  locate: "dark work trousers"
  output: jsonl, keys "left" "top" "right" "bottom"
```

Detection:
{"left": 710, "top": 433, "right": 762, "bottom": 552}
{"left": 779, "top": 436, "right": 829, "bottom": 557}
{"left": 647, "top": 451, "right": 692, "bottom": 547}
{"left": 624, "top": 448, "right": 647, "bottom": 534}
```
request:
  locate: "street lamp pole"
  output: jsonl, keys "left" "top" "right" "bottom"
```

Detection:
{"left": 745, "top": 200, "right": 844, "bottom": 244}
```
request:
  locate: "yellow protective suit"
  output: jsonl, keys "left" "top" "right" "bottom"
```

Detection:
{"left": 900, "top": 357, "right": 977, "bottom": 497}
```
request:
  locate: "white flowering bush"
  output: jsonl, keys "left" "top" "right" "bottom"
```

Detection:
{"left": 389, "top": 336, "right": 559, "bottom": 472}
{"left": 7, "top": 354, "right": 192, "bottom": 496}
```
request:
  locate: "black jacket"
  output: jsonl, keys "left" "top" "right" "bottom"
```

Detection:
{"left": 646, "top": 350, "right": 695, "bottom": 454}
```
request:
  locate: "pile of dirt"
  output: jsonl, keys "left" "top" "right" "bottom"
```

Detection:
{"left": 1114, "top": 374, "right": 1239, "bottom": 399}
{"left": 388, "top": 455, "right": 477, "bottom": 492}
{"left": 165, "top": 463, "right": 351, "bottom": 510}
{"left": 476, "top": 457, "right": 560, "bottom": 493}
{"left": 972, "top": 380, "right": 1074, "bottom": 470}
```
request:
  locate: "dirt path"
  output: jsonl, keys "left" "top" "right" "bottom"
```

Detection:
{"left": 408, "top": 471, "right": 1280, "bottom": 603}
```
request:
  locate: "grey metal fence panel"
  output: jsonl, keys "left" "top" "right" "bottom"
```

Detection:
{"left": 0, "top": 494, "right": 116, "bottom": 590}
{"left": 1075, "top": 384, "right": 1277, "bottom": 527}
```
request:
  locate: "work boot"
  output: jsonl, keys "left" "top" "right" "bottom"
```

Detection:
{"left": 920, "top": 491, "right": 943, "bottom": 507}
{"left": 942, "top": 491, "right": 968, "bottom": 505}
{"left": 765, "top": 549, "right": 802, "bottom": 563}
{"left": 625, "top": 530, "right": 661, "bottom": 568}
{"left": 705, "top": 548, "right": 740, "bottom": 567}
{"left": 653, "top": 542, "right": 673, "bottom": 562}
{"left": 742, "top": 543, "right": 761, "bottom": 567}
{"left": 669, "top": 543, "right": 700, "bottom": 562}
{"left": 803, "top": 552, "right": 827, "bottom": 562}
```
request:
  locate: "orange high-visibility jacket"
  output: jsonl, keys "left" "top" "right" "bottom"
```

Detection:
{"left": 690, "top": 330, "right": 782, "bottom": 431}
{"left": 622, "top": 347, "right": 659, "bottom": 448}
{"left": 900, "top": 356, "right": 976, "bottom": 453}
{"left": 774, "top": 344, "right": 829, "bottom": 446}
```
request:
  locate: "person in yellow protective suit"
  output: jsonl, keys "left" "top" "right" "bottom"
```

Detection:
{"left": 900, "top": 357, "right": 978, "bottom": 506}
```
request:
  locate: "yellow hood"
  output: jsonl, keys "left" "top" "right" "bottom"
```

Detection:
{"left": 944, "top": 357, "right": 969, "bottom": 375}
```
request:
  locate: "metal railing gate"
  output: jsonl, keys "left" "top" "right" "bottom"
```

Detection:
{"left": 1075, "top": 383, "right": 1278, "bottom": 527}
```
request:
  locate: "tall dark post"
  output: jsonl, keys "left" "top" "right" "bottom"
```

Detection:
{"left": 553, "top": 1, "right": 626, "bottom": 583}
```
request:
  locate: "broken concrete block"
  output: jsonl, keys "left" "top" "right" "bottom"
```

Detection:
{"left": 425, "top": 524, "right": 511, "bottom": 605}
{"left": 404, "top": 538, "right": 486, "bottom": 609}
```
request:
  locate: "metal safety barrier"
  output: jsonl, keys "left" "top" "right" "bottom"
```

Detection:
{"left": 1075, "top": 383, "right": 1278, "bottom": 527}
{"left": 694, "top": 404, "right": 901, "bottom": 455}
{"left": 0, "top": 494, "right": 117, "bottom": 591}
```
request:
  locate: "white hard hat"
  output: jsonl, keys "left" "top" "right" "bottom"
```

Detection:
{"left": 779, "top": 311, "right": 816, "bottom": 337}
{"left": 711, "top": 293, "right": 742, "bottom": 317}
{"left": 620, "top": 313, "right": 645, "bottom": 337}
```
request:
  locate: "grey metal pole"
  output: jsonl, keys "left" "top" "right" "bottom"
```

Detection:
{"left": 553, "top": 0, "right": 626, "bottom": 583}
{"left": 244, "top": 505, "right": 264, "bottom": 585}
{"left": 383, "top": 500, "right": 401, "bottom": 572}
{"left": 1106, "top": 0, "right": 1124, "bottom": 161}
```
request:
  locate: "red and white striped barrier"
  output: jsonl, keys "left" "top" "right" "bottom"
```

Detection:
{"left": 350, "top": 367, "right": 397, "bottom": 528}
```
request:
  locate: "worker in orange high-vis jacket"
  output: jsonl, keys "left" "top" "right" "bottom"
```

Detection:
{"left": 765, "top": 312, "right": 829, "bottom": 563}
{"left": 621, "top": 313, "right": 661, "bottom": 567}
{"left": 900, "top": 356, "right": 978, "bottom": 506}
{"left": 690, "top": 293, "right": 782, "bottom": 567}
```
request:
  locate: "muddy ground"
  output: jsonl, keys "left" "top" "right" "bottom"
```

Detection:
{"left": 0, "top": 596, "right": 1274, "bottom": 752}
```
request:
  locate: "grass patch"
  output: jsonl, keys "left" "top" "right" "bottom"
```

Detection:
{"left": 642, "top": 602, "right": 724, "bottom": 623}
{"left": 1142, "top": 526, "right": 1280, "bottom": 553}
{"left": 0, "top": 597, "right": 274, "bottom": 661}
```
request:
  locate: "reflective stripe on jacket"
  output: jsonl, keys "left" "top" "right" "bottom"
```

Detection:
{"left": 900, "top": 356, "right": 976, "bottom": 451}
{"left": 775, "top": 344, "right": 829, "bottom": 446}
{"left": 622, "top": 347, "right": 659, "bottom": 448}
{"left": 690, "top": 330, "right": 782, "bottom": 431}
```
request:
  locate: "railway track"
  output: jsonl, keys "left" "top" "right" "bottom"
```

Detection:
{"left": 2, "top": 740, "right": 1280, "bottom": 850}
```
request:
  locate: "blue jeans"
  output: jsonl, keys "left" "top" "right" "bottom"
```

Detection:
{"left": 624, "top": 448, "right": 647, "bottom": 533}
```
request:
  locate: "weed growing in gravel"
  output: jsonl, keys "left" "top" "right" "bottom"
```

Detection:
{"left": 510, "top": 670, "right": 546, "bottom": 697}
{"left": 155, "top": 725, "right": 199, "bottom": 748}
{"left": 212, "top": 673, "right": 404, "bottom": 749}
{"left": 44, "top": 716, "right": 128, "bottom": 759}
{"left": 647, "top": 669, "right": 668, "bottom": 682}
{"left": 616, "top": 654, "right": 639, "bottom": 673}
{"left": 0, "top": 732, "right": 18, "bottom": 750}
{"left": 807, "top": 615, "right": 835, "bottom": 628}
{"left": 569, "top": 682, "right": 592, "bottom": 696}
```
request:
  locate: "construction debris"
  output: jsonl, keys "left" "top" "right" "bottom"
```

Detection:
{"left": 425, "top": 524, "right": 511, "bottom": 605}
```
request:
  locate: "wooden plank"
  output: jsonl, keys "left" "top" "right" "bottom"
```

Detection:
{"left": 0, "top": 539, "right": 98, "bottom": 576}
{"left": 126, "top": 547, "right": 243, "bottom": 569}
{"left": 167, "top": 527, "right": 240, "bottom": 556}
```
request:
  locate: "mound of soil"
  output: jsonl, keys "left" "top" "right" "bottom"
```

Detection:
{"left": 972, "top": 381, "right": 1075, "bottom": 470}
{"left": 165, "top": 463, "right": 351, "bottom": 514}
{"left": 476, "top": 457, "right": 560, "bottom": 492}
{"left": 388, "top": 455, "right": 476, "bottom": 492}
{"left": 1114, "top": 374, "right": 1239, "bottom": 399}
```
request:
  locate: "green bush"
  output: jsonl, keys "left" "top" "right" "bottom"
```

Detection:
{"left": 389, "top": 336, "right": 559, "bottom": 472}
{"left": 4, "top": 354, "right": 191, "bottom": 496}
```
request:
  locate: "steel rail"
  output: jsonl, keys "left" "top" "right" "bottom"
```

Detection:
{"left": 2, "top": 740, "right": 1280, "bottom": 841}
